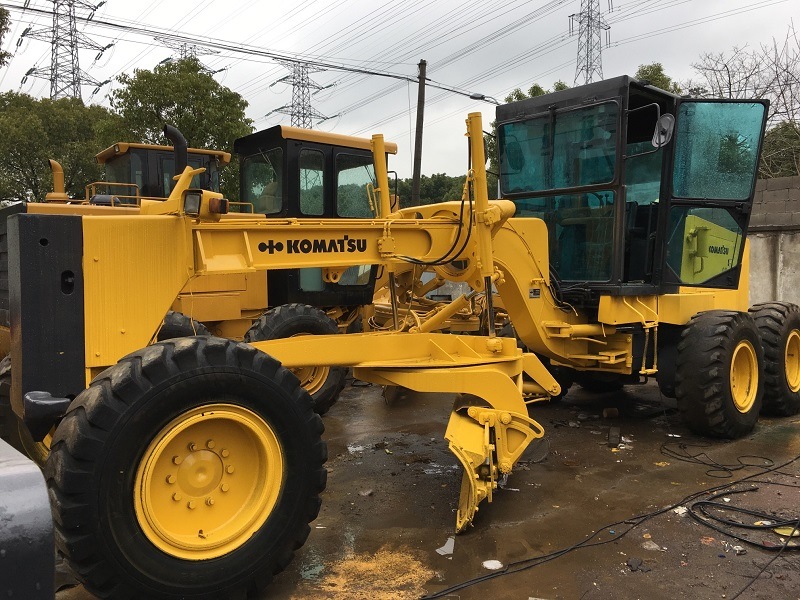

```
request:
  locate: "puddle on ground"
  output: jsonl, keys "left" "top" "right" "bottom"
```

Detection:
{"left": 290, "top": 545, "right": 435, "bottom": 600}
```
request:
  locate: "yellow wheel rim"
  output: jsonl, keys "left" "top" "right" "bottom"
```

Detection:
{"left": 289, "top": 333, "right": 329, "bottom": 395}
{"left": 20, "top": 424, "right": 53, "bottom": 467}
{"left": 134, "top": 404, "right": 283, "bottom": 560}
{"left": 786, "top": 329, "right": 800, "bottom": 393}
{"left": 730, "top": 340, "right": 758, "bottom": 413}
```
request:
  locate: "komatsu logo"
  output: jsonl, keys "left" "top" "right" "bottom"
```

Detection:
{"left": 262, "top": 235, "right": 368, "bottom": 255}
{"left": 708, "top": 245, "right": 730, "bottom": 255}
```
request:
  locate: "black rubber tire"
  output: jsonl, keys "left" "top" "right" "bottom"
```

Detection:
{"left": 245, "top": 304, "right": 346, "bottom": 415}
{"left": 44, "top": 336, "right": 327, "bottom": 600}
{"left": 749, "top": 302, "right": 800, "bottom": 416}
{"left": 675, "top": 310, "right": 764, "bottom": 438}
{"left": 573, "top": 372, "right": 623, "bottom": 394}
{"left": 0, "top": 355, "right": 50, "bottom": 465}
{"left": 0, "top": 355, "right": 18, "bottom": 448}
{"left": 157, "top": 310, "right": 211, "bottom": 341}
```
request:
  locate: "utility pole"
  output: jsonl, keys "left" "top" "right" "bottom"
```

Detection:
{"left": 20, "top": 0, "right": 112, "bottom": 100}
{"left": 411, "top": 59, "right": 427, "bottom": 204}
{"left": 569, "top": 0, "right": 611, "bottom": 85}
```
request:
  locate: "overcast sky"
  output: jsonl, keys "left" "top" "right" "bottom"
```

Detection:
{"left": 0, "top": 0, "right": 796, "bottom": 178}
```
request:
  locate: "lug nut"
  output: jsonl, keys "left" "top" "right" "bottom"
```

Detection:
{"left": 172, "top": 455, "right": 182, "bottom": 465}
{"left": 221, "top": 449, "right": 230, "bottom": 458}
{"left": 166, "top": 475, "right": 176, "bottom": 484}
{"left": 187, "top": 500, "right": 196, "bottom": 510}
{"left": 188, "top": 442, "right": 197, "bottom": 451}
{"left": 206, "top": 439, "right": 216, "bottom": 449}
{"left": 226, "top": 465, "right": 235, "bottom": 474}
{"left": 172, "top": 493, "right": 182, "bottom": 502}
{"left": 206, "top": 497, "right": 214, "bottom": 506}
{"left": 220, "top": 484, "right": 230, "bottom": 493}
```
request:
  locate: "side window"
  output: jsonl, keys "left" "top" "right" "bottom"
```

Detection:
{"left": 336, "top": 154, "right": 376, "bottom": 217}
{"left": 665, "top": 206, "right": 743, "bottom": 284}
{"left": 241, "top": 148, "right": 283, "bottom": 214}
{"left": 499, "top": 102, "right": 618, "bottom": 194}
{"left": 672, "top": 102, "right": 765, "bottom": 200}
{"left": 299, "top": 149, "right": 325, "bottom": 216}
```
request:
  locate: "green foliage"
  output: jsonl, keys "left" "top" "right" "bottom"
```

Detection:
{"left": 395, "top": 173, "right": 466, "bottom": 208}
{"left": 634, "top": 63, "right": 682, "bottom": 94}
{"left": 110, "top": 58, "right": 253, "bottom": 198}
{"left": 0, "top": 93, "right": 124, "bottom": 201}
{"left": 0, "top": 8, "right": 11, "bottom": 67}
{"left": 760, "top": 121, "right": 800, "bottom": 177}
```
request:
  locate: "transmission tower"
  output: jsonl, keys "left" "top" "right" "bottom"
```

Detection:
{"left": 20, "top": 0, "right": 112, "bottom": 100}
{"left": 569, "top": 0, "right": 612, "bottom": 85}
{"left": 156, "top": 37, "right": 220, "bottom": 63}
{"left": 269, "top": 61, "right": 329, "bottom": 129}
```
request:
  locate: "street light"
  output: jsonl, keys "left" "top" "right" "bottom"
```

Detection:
{"left": 469, "top": 93, "right": 500, "bottom": 105}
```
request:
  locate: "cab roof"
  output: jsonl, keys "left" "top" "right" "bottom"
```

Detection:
{"left": 95, "top": 142, "right": 232, "bottom": 166}
{"left": 234, "top": 124, "right": 398, "bottom": 155}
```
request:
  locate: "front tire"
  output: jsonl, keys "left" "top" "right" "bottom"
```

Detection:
{"left": 245, "top": 304, "right": 346, "bottom": 415}
{"left": 749, "top": 302, "right": 800, "bottom": 416}
{"left": 45, "top": 337, "right": 326, "bottom": 600}
{"left": 676, "top": 311, "right": 764, "bottom": 438}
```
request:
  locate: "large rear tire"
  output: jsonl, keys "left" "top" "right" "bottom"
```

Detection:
{"left": 157, "top": 310, "right": 211, "bottom": 341}
{"left": 749, "top": 302, "right": 800, "bottom": 416}
{"left": 45, "top": 337, "right": 327, "bottom": 600}
{"left": 676, "top": 311, "right": 764, "bottom": 438}
{"left": 245, "top": 304, "right": 346, "bottom": 415}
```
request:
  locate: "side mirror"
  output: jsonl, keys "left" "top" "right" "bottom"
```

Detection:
{"left": 652, "top": 113, "right": 675, "bottom": 148}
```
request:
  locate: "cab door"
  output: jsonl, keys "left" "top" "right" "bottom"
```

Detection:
{"left": 658, "top": 99, "right": 768, "bottom": 289}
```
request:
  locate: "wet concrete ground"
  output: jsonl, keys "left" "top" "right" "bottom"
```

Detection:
{"left": 58, "top": 380, "right": 800, "bottom": 600}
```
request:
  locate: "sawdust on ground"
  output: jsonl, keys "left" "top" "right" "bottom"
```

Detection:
{"left": 291, "top": 545, "right": 435, "bottom": 600}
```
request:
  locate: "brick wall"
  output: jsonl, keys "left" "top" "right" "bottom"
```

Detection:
{"left": 748, "top": 176, "right": 800, "bottom": 306}
{"left": 750, "top": 176, "right": 800, "bottom": 229}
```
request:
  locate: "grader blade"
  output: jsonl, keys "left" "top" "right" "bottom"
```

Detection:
{"left": 446, "top": 405, "right": 545, "bottom": 532}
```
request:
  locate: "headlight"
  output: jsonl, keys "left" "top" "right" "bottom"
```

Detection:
{"left": 183, "top": 191, "right": 202, "bottom": 216}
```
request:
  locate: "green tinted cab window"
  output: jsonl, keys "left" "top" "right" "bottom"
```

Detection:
{"left": 499, "top": 102, "right": 618, "bottom": 194}
{"left": 336, "top": 154, "right": 376, "bottom": 217}
{"left": 299, "top": 149, "right": 324, "bottom": 216}
{"left": 241, "top": 148, "right": 283, "bottom": 214}
{"left": 665, "top": 206, "right": 743, "bottom": 284}
{"left": 672, "top": 102, "right": 765, "bottom": 200}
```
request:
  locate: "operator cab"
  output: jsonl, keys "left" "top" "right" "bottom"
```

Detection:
{"left": 94, "top": 142, "right": 230, "bottom": 202}
{"left": 233, "top": 125, "right": 398, "bottom": 308}
{"left": 496, "top": 76, "right": 767, "bottom": 307}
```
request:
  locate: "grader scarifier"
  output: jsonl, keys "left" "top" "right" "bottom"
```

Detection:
{"left": 4, "top": 76, "right": 799, "bottom": 598}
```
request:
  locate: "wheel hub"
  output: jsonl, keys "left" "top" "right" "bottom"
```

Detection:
{"left": 134, "top": 403, "right": 283, "bottom": 560}
{"left": 730, "top": 340, "right": 758, "bottom": 413}
{"left": 785, "top": 329, "right": 800, "bottom": 393}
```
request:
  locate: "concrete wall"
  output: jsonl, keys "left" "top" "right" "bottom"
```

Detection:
{"left": 748, "top": 176, "right": 800, "bottom": 306}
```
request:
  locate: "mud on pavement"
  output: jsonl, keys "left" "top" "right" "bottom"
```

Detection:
{"left": 58, "top": 380, "right": 800, "bottom": 600}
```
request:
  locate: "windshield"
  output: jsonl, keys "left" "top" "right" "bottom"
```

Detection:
{"left": 499, "top": 101, "right": 619, "bottom": 195}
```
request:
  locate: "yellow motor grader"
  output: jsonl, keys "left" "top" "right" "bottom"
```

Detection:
{"left": 3, "top": 76, "right": 798, "bottom": 599}
{"left": 0, "top": 125, "right": 399, "bottom": 463}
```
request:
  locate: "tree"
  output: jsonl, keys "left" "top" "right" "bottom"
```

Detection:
{"left": 0, "top": 93, "right": 124, "bottom": 202}
{"left": 110, "top": 58, "right": 253, "bottom": 198}
{"left": 0, "top": 8, "right": 11, "bottom": 67}
{"left": 633, "top": 63, "right": 681, "bottom": 94}
{"left": 760, "top": 121, "right": 800, "bottom": 178}
{"left": 683, "top": 25, "right": 800, "bottom": 176}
